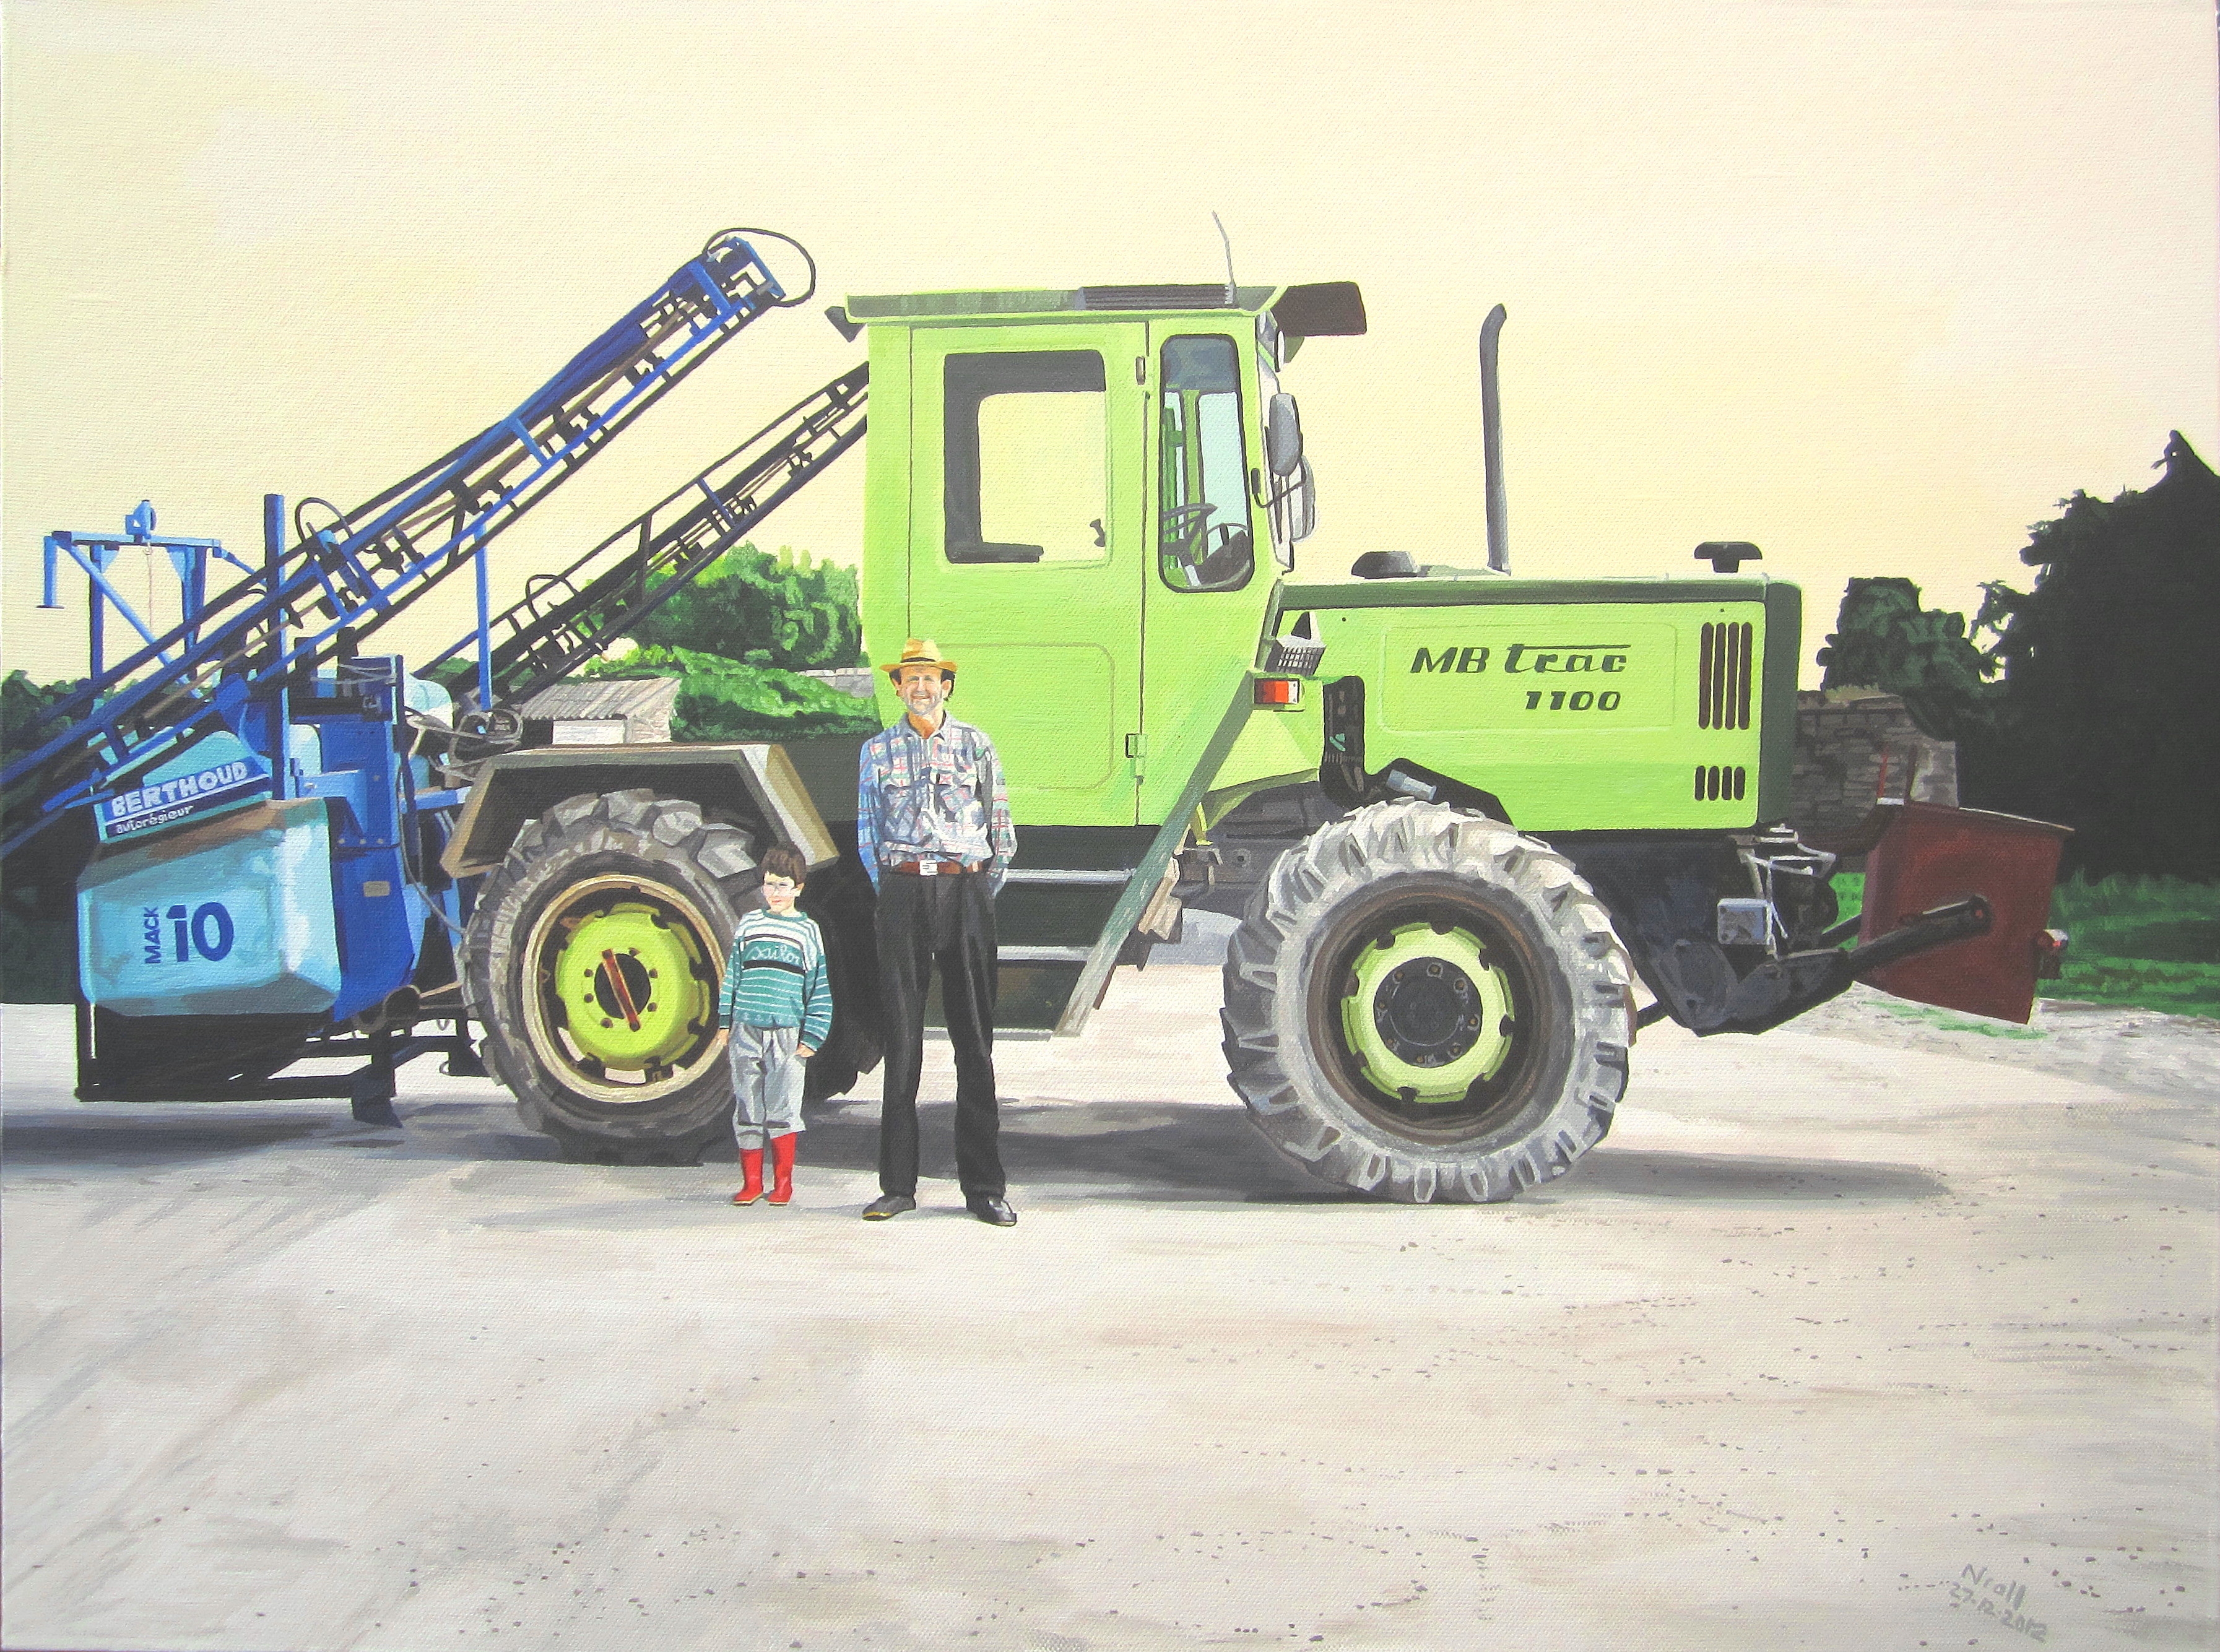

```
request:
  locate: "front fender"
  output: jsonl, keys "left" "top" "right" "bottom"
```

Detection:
{"left": 440, "top": 743, "right": 837, "bottom": 878}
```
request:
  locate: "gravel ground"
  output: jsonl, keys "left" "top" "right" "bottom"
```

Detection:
{"left": 1793, "top": 984, "right": 2220, "bottom": 1109}
{"left": 2, "top": 974, "right": 2214, "bottom": 1652}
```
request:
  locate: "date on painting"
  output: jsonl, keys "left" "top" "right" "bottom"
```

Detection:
{"left": 1948, "top": 1564, "right": 2048, "bottom": 1641}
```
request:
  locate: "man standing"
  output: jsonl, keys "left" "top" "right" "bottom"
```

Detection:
{"left": 856, "top": 639, "right": 1018, "bottom": 1226}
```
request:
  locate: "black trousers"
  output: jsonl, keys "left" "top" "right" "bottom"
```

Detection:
{"left": 874, "top": 870, "right": 1004, "bottom": 1198}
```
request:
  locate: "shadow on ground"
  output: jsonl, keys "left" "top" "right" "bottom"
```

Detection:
{"left": 1566, "top": 1147, "right": 1950, "bottom": 1203}
{"left": 2, "top": 1096, "right": 1951, "bottom": 1211}
{"left": 776, "top": 1097, "right": 1337, "bottom": 1203}
{"left": 0, "top": 1115, "right": 342, "bottom": 1166}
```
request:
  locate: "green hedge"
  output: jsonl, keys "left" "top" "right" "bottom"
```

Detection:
{"left": 2, "top": 667, "right": 86, "bottom": 756}
{"left": 623, "top": 541, "right": 863, "bottom": 672}
{"left": 580, "top": 647, "right": 879, "bottom": 743}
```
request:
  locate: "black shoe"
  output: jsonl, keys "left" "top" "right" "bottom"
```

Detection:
{"left": 861, "top": 1193, "right": 915, "bottom": 1221}
{"left": 966, "top": 1193, "right": 1017, "bottom": 1227}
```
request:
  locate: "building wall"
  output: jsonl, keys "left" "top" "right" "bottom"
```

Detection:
{"left": 1790, "top": 690, "right": 1958, "bottom": 839}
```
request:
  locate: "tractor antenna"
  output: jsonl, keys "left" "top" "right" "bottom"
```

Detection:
{"left": 1212, "top": 211, "right": 1237, "bottom": 306}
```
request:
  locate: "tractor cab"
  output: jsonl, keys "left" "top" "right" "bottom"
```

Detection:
{"left": 839, "top": 282, "right": 1364, "bottom": 828}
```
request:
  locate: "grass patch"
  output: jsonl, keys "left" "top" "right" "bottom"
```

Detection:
{"left": 1832, "top": 870, "right": 2219, "bottom": 1021}
{"left": 1866, "top": 998, "right": 2047, "bottom": 1039}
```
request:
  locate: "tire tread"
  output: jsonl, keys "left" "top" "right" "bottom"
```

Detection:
{"left": 1220, "top": 801, "right": 1634, "bottom": 1204}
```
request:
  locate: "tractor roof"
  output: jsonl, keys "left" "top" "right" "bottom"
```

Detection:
{"left": 842, "top": 281, "right": 1366, "bottom": 338}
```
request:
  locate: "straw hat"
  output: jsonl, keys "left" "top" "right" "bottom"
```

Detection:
{"left": 880, "top": 638, "right": 957, "bottom": 681}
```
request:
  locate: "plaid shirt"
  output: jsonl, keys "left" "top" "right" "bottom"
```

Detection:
{"left": 857, "top": 714, "right": 1015, "bottom": 893}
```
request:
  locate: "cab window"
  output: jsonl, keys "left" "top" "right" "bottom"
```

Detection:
{"left": 944, "top": 351, "right": 1108, "bottom": 564}
{"left": 1156, "top": 335, "right": 1253, "bottom": 592}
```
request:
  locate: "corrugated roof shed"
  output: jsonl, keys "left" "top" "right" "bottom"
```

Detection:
{"left": 519, "top": 677, "right": 680, "bottom": 742}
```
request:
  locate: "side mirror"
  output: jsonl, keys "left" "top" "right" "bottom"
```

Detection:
{"left": 1268, "top": 455, "right": 1316, "bottom": 558}
{"left": 1265, "top": 392, "right": 1304, "bottom": 477}
{"left": 1289, "top": 455, "right": 1317, "bottom": 542}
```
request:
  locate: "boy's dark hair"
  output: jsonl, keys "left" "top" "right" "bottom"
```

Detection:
{"left": 760, "top": 844, "right": 808, "bottom": 885}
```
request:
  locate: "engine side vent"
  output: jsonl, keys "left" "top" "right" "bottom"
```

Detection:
{"left": 1693, "top": 764, "right": 1748, "bottom": 802}
{"left": 1698, "top": 621, "right": 1754, "bottom": 730}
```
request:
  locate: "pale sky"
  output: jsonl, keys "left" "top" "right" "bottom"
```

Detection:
{"left": 6, "top": 0, "right": 2214, "bottom": 690}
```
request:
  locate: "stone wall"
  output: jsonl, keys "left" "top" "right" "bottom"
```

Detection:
{"left": 802, "top": 667, "right": 878, "bottom": 701}
{"left": 1791, "top": 690, "right": 1958, "bottom": 839}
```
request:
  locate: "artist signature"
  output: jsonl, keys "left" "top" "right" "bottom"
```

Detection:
{"left": 1947, "top": 1563, "right": 2049, "bottom": 1642}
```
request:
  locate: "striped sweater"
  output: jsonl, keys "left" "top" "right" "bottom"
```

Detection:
{"left": 717, "top": 907, "right": 833, "bottom": 1047}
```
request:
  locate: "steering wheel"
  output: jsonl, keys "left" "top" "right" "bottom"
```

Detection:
{"left": 1159, "top": 501, "right": 1218, "bottom": 585}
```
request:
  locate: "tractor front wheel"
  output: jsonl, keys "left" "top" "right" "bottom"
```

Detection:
{"left": 1221, "top": 801, "right": 1634, "bottom": 1203}
{"left": 462, "top": 789, "right": 758, "bottom": 1164}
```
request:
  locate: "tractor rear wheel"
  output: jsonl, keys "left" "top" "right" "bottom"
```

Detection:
{"left": 462, "top": 789, "right": 760, "bottom": 1164}
{"left": 1221, "top": 801, "right": 1634, "bottom": 1203}
{"left": 793, "top": 854, "right": 883, "bottom": 1102}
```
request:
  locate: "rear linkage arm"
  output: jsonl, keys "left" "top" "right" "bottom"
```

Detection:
{"left": 1634, "top": 893, "right": 1994, "bottom": 1036}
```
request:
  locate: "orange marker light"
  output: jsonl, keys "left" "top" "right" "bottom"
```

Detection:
{"left": 1254, "top": 678, "right": 1302, "bottom": 707}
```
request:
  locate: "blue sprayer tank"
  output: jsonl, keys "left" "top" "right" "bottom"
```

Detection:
{"left": 74, "top": 667, "right": 455, "bottom": 1022}
{"left": 76, "top": 798, "right": 345, "bottom": 1018}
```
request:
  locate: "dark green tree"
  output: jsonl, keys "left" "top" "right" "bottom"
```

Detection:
{"left": 2, "top": 668, "right": 87, "bottom": 758}
{"left": 1815, "top": 577, "right": 2001, "bottom": 739}
{"left": 1962, "top": 432, "right": 2220, "bottom": 879}
{"left": 1817, "top": 433, "right": 2219, "bottom": 878}
{"left": 2, "top": 671, "right": 92, "bottom": 1001}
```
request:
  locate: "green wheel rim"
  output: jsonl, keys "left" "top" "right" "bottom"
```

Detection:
{"left": 553, "top": 901, "right": 708, "bottom": 1068}
{"left": 1339, "top": 920, "right": 1517, "bottom": 1104}
{"left": 524, "top": 875, "right": 721, "bottom": 1102}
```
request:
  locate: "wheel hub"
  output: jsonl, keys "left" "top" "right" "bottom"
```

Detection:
{"left": 1339, "top": 920, "right": 1518, "bottom": 1106}
{"left": 1372, "top": 956, "right": 1484, "bottom": 1066}
{"left": 552, "top": 901, "right": 703, "bottom": 1070}
{"left": 525, "top": 876, "right": 720, "bottom": 1099}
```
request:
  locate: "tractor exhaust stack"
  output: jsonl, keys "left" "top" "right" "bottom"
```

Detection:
{"left": 1478, "top": 303, "right": 1510, "bottom": 573}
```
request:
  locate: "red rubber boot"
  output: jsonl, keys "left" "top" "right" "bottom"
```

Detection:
{"left": 766, "top": 1132, "right": 797, "bottom": 1206}
{"left": 732, "top": 1148, "right": 765, "bottom": 1205}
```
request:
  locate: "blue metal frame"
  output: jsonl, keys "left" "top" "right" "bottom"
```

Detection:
{"left": 285, "top": 653, "right": 446, "bottom": 1023}
{"left": 4, "top": 231, "right": 791, "bottom": 858}
{"left": 6, "top": 226, "right": 876, "bottom": 1122}
{"left": 38, "top": 501, "right": 257, "bottom": 679}
{"left": 422, "top": 365, "right": 869, "bottom": 709}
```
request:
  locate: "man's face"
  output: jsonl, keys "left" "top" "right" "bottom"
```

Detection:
{"left": 895, "top": 665, "right": 950, "bottom": 723}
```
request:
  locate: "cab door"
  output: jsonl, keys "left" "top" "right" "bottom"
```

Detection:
{"left": 1136, "top": 326, "right": 1272, "bottom": 824}
{"left": 906, "top": 321, "right": 1148, "bottom": 826}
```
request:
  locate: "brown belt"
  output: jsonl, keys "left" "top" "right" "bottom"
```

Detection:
{"left": 888, "top": 858, "right": 982, "bottom": 876}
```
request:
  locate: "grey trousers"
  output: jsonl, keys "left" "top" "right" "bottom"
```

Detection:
{"left": 727, "top": 1023, "right": 806, "bottom": 1151}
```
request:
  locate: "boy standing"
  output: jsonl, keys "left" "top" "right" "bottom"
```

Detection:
{"left": 718, "top": 844, "right": 832, "bottom": 1207}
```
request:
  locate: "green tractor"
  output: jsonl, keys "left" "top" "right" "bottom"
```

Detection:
{"left": 446, "top": 274, "right": 2058, "bottom": 1196}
